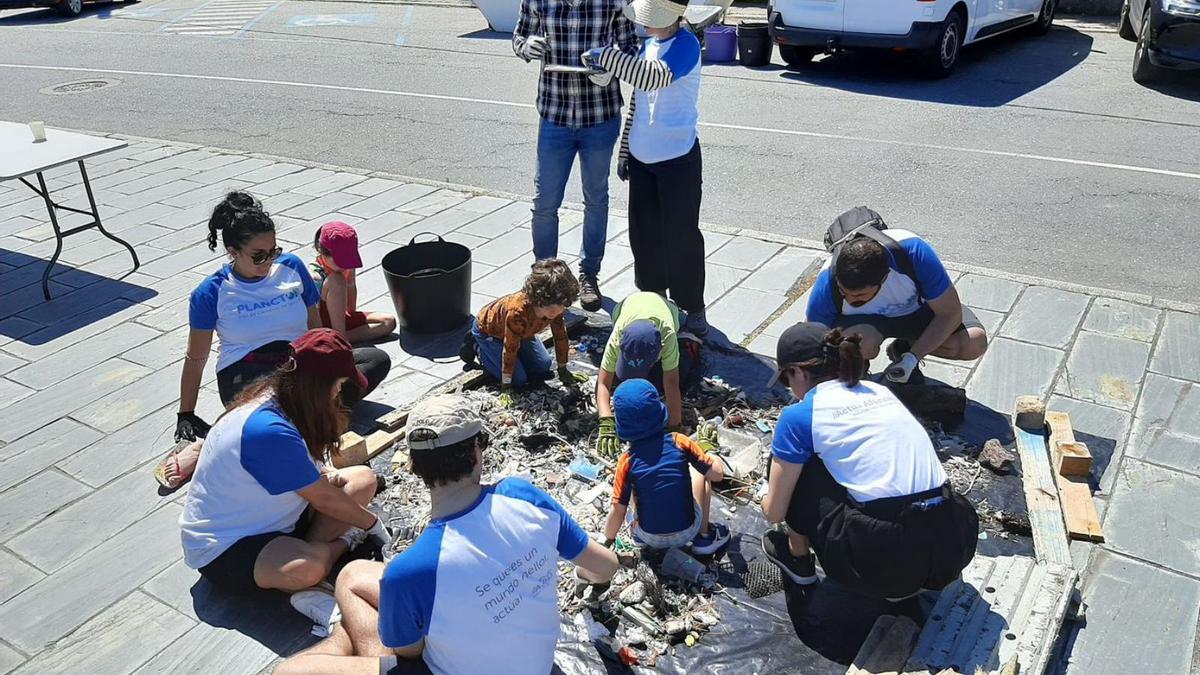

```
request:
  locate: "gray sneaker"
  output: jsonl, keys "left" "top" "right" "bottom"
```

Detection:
{"left": 578, "top": 273, "right": 601, "bottom": 312}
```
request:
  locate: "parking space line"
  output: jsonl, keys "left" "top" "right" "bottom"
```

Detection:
{"left": 3, "top": 61, "right": 1198, "bottom": 183}
{"left": 395, "top": 5, "right": 414, "bottom": 46}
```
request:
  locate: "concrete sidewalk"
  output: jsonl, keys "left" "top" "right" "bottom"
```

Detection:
{"left": 0, "top": 134, "right": 1196, "bottom": 674}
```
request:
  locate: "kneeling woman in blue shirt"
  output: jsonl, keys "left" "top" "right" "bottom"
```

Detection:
{"left": 583, "top": 0, "right": 708, "bottom": 336}
{"left": 760, "top": 322, "right": 978, "bottom": 600}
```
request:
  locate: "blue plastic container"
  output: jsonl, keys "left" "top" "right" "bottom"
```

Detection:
{"left": 704, "top": 25, "right": 737, "bottom": 63}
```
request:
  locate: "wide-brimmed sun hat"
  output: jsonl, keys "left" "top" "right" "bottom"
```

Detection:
{"left": 623, "top": 0, "right": 687, "bottom": 28}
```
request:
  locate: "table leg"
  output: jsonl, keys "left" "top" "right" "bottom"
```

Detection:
{"left": 35, "top": 172, "right": 64, "bottom": 302}
{"left": 79, "top": 160, "right": 139, "bottom": 271}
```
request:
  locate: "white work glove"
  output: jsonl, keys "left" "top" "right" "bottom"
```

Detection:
{"left": 885, "top": 352, "right": 920, "bottom": 383}
{"left": 522, "top": 36, "right": 548, "bottom": 61}
{"left": 366, "top": 517, "right": 394, "bottom": 553}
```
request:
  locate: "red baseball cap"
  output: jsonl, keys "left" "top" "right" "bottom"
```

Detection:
{"left": 291, "top": 328, "right": 368, "bottom": 390}
{"left": 318, "top": 221, "right": 363, "bottom": 270}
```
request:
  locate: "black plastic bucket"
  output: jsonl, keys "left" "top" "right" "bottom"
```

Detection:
{"left": 737, "top": 22, "right": 773, "bottom": 67}
{"left": 381, "top": 233, "right": 472, "bottom": 334}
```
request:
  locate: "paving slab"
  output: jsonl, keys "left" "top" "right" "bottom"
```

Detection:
{"left": 352, "top": 210, "right": 423, "bottom": 244}
{"left": 1103, "top": 458, "right": 1200, "bottom": 577}
{"left": 290, "top": 171, "right": 366, "bottom": 197}
{"left": 71, "top": 361, "right": 190, "bottom": 433}
{"left": 0, "top": 643, "right": 22, "bottom": 675}
{"left": 343, "top": 183, "right": 437, "bottom": 219}
{"left": 598, "top": 243, "right": 634, "bottom": 284}
{"left": 108, "top": 168, "right": 195, "bottom": 196}
{"left": 121, "top": 325, "right": 189, "bottom": 370}
{"left": 705, "top": 263, "right": 752, "bottom": 305}
{"left": 0, "top": 505, "right": 183, "bottom": 653}
{"left": 344, "top": 176, "right": 403, "bottom": 197}
{"left": 133, "top": 298, "right": 191, "bottom": 332}
{"left": 57, "top": 404, "right": 177, "bottom": 488}
{"left": 245, "top": 168, "right": 335, "bottom": 196}
{"left": 137, "top": 244, "right": 224, "bottom": 280}
{"left": 0, "top": 419, "right": 103, "bottom": 493}
{"left": 955, "top": 274, "right": 1024, "bottom": 313}
{"left": 101, "top": 181, "right": 198, "bottom": 213}
{"left": 398, "top": 189, "right": 469, "bottom": 217}
{"left": 6, "top": 322, "right": 160, "bottom": 390}
{"left": 1055, "top": 332, "right": 1150, "bottom": 410}
{"left": 458, "top": 195, "right": 511, "bottom": 214}
{"left": 1125, "top": 374, "right": 1200, "bottom": 478}
{"left": 965, "top": 338, "right": 1064, "bottom": 415}
{"left": 739, "top": 247, "right": 821, "bottom": 295}
{"left": 1150, "top": 311, "right": 1200, "bottom": 383}
{"left": 160, "top": 179, "right": 254, "bottom": 211}
{"left": 761, "top": 291, "right": 810, "bottom": 338}
{"left": 279, "top": 191, "right": 361, "bottom": 221}
{"left": 1082, "top": 297, "right": 1161, "bottom": 342}
{"left": 922, "top": 361, "right": 971, "bottom": 388}
{"left": 999, "top": 286, "right": 1090, "bottom": 348}
{"left": 0, "top": 549, "right": 43, "bottom": 605}
{"left": 1047, "top": 395, "right": 1132, "bottom": 492}
{"left": 705, "top": 287, "right": 786, "bottom": 344}
{"left": 472, "top": 227, "right": 532, "bottom": 267}
{"left": 10, "top": 591, "right": 194, "bottom": 675}
{"left": 0, "top": 379, "right": 33, "bottom": 410}
{"left": 258, "top": 191, "right": 316, "bottom": 216}
{"left": 706, "top": 236, "right": 784, "bottom": 271}
{"left": 234, "top": 162, "right": 305, "bottom": 185}
{"left": 1065, "top": 550, "right": 1200, "bottom": 675}
{"left": 366, "top": 368, "right": 444, "bottom": 411}
{"left": 0, "top": 357, "right": 151, "bottom": 443}
{"left": 455, "top": 200, "right": 530, "bottom": 237}
{"left": 0, "top": 469, "right": 91, "bottom": 541}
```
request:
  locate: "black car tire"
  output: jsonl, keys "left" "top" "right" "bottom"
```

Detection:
{"left": 1131, "top": 5, "right": 1158, "bottom": 84}
{"left": 54, "top": 0, "right": 82, "bottom": 15}
{"left": 1118, "top": 0, "right": 1137, "bottom": 40}
{"left": 1029, "top": 0, "right": 1055, "bottom": 36}
{"left": 921, "top": 10, "right": 965, "bottom": 79}
{"left": 779, "top": 45, "right": 816, "bottom": 67}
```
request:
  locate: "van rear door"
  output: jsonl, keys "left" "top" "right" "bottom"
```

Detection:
{"left": 841, "top": 0, "right": 923, "bottom": 35}
{"left": 773, "top": 0, "right": 844, "bottom": 32}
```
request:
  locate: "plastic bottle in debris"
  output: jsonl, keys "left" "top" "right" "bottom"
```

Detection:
{"left": 661, "top": 547, "right": 706, "bottom": 583}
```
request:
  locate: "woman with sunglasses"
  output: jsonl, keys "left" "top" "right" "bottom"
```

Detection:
{"left": 156, "top": 192, "right": 390, "bottom": 489}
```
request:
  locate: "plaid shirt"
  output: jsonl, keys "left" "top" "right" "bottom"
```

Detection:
{"left": 513, "top": 0, "right": 637, "bottom": 128}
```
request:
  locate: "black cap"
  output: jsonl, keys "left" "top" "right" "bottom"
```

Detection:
{"left": 766, "top": 322, "right": 833, "bottom": 388}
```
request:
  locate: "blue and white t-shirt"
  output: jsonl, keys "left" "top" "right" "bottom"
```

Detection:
{"left": 805, "top": 230, "right": 953, "bottom": 327}
{"left": 179, "top": 396, "right": 321, "bottom": 569}
{"left": 189, "top": 253, "right": 320, "bottom": 372}
{"left": 630, "top": 29, "right": 702, "bottom": 165}
{"left": 772, "top": 380, "right": 946, "bottom": 502}
{"left": 378, "top": 478, "right": 590, "bottom": 675}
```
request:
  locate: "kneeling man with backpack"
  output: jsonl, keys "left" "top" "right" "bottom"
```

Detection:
{"left": 805, "top": 207, "right": 989, "bottom": 384}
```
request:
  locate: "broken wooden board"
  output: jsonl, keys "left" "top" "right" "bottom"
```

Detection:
{"left": 905, "top": 555, "right": 1075, "bottom": 675}
{"left": 1045, "top": 411, "right": 1104, "bottom": 543}
{"left": 846, "top": 615, "right": 919, "bottom": 675}
{"left": 366, "top": 428, "right": 405, "bottom": 460}
{"left": 1012, "top": 412, "right": 1072, "bottom": 566}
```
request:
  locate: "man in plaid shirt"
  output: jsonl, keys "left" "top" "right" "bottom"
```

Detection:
{"left": 513, "top": 0, "right": 637, "bottom": 312}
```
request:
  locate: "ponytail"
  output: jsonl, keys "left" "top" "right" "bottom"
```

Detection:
{"left": 795, "top": 328, "right": 866, "bottom": 387}
{"left": 207, "top": 191, "right": 274, "bottom": 252}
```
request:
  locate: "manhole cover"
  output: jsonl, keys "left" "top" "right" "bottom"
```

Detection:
{"left": 40, "top": 78, "right": 121, "bottom": 96}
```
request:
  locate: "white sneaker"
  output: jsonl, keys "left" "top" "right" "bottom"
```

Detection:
{"left": 290, "top": 588, "right": 341, "bottom": 631}
{"left": 339, "top": 527, "right": 367, "bottom": 549}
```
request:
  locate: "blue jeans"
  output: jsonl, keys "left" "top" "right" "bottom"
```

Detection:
{"left": 472, "top": 319, "right": 554, "bottom": 386}
{"left": 531, "top": 117, "right": 620, "bottom": 277}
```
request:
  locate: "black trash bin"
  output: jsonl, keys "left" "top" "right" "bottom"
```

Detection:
{"left": 737, "top": 22, "right": 773, "bottom": 67}
{"left": 381, "top": 233, "right": 472, "bottom": 334}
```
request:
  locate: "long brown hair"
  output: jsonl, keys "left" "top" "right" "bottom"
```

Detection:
{"left": 794, "top": 328, "right": 866, "bottom": 387}
{"left": 235, "top": 368, "right": 349, "bottom": 463}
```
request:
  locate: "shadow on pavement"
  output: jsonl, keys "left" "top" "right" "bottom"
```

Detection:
{"left": 1139, "top": 70, "right": 1200, "bottom": 102}
{"left": 773, "top": 26, "right": 1096, "bottom": 107}
{"left": 458, "top": 28, "right": 514, "bottom": 40}
{"left": 189, "top": 578, "right": 319, "bottom": 657}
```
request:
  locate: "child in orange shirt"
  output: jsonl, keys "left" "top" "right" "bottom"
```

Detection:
{"left": 311, "top": 221, "right": 396, "bottom": 343}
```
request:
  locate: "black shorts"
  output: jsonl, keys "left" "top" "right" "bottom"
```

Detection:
{"left": 785, "top": 459, "right": 979, "bottom": 599}
{"left": 198, "top": 508, "right": 313, "bottom": 592}
{"left": 382, "top": 659, "right": 434, "bottom": 675}
{"left": 833, "top": 305, "right": 984, "bottom": 343}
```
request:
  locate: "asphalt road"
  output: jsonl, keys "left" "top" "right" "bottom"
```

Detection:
{"left": 1, "top": 0, "right": 1198, "bottom": 301}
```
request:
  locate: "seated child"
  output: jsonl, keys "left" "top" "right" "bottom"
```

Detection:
{"left": 471, "top": 258, "right": 584, "bottom": 396}
{"left": 311, "top": 221, "right": 397, "bottom": 343}
{"left": 604, "top": 379, "right": 731, "bottom": 555}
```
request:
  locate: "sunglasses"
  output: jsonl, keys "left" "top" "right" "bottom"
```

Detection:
{"left": 246, "top": 246, "right": 283, "bottom": 265}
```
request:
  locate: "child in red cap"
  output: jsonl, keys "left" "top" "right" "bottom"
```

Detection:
{"left": 311, "top": 221, "right": 397, "bottom": 343}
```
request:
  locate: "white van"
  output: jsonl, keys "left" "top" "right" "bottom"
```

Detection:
{"left": 767, "top": 0, "right": 1057, "bottom": 77}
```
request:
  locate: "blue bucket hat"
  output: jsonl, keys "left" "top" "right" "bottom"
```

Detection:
{"left": 616, "top": 320, "right": 662, "bottom": 381}
{"left": 613, "top": 379, "right": 669, "bottom": 442}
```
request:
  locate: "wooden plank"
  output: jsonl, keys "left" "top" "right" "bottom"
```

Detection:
{"left": 332, "top": 431, "right": 367, "bottom": 468}
{"left": 956, "top": 556, "right": 1035, "bottom": 672}
{"left": 1045, "top": 410, "right": 1105, "bottom": 543}
{"left": 908, "top": 557, "right": 996, "bottom": 668}
{"left": 1012, "top": 424, "right": 1072, "bottom": 566}
{"left": 848, "top": 615, "right": 919, "bottom": 675}
{"left": 1055, "top": 441, "right": 1092, "bottom": 478}
{"left": 366, "top": 428, "right": 405, "bottom": 459}
{"left": 1012, "top": 565, "right": 1077, "bottom": 675}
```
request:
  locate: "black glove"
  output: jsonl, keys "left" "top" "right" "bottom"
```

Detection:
{"left": 175, "top": 412, "right": 211, "bottom": 442}
{"left": 617, "top": 158, "right": 629, "bottom": 182}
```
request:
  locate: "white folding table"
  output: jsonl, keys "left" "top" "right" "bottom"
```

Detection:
{"left": 0, "top": 122, "right": 137, "bottom": 300}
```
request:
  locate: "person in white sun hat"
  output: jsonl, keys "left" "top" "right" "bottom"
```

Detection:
{"left": 580, "top": 0, "right": 709, "bottom": 340}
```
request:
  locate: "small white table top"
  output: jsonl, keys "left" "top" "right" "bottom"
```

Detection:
{"left": 0, "top": 121, "right": 127, "bottom": 181}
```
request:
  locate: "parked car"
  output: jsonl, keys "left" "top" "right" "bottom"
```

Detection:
{"left": 0, "top": 0, "right": 121, "bottom": 17}
{"left": 767, "top": 0, "right": 1058, "bottom": 77}
{"left": 1119, "top": 0, "right": 1200, "bottom": 83}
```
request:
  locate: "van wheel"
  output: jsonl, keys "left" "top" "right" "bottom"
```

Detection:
{"left": 1029, "top": 0, "right": 1055, "bottom": 35}
{"left": 1131, "top": 6, "right": 1158, "bottom": 84}
{"left": 54, "top": 0, "right": 82, "bottom": 15}
{"left": 779, "top": 45, "right": 816, "bottom": 67}
{"left": 1118, "top": 0, "right": 1137, "bottom": 40}
{"left": 921, "top": 11, "right": 964, "bottom": 78}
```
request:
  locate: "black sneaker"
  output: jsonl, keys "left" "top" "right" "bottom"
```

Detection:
{"left": 760, "top": 530, "right": 818, "bottom": 585}
{"left": 578, "top": 273, "right": 601, "bottom": 312}
{"left": 683, "top": 308, "right": 709, "bottom": 338}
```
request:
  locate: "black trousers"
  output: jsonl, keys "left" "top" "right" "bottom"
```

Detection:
{"left": 217, "top": 342, "right": 391, "bottom": 407}
{"left": 786, "top": 459, "right": 979, "bottom": 599}
{"left": 627, "top": 140, "right": 705, "bottom": 313}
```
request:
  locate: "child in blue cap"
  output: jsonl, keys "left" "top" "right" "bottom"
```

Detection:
{"left": 603, "top": 379, "right": 731, "bottom": 555}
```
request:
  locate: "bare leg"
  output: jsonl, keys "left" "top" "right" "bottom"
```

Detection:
{"left": 337, "top": 560, "right": 391, "bottom": 657}
{"left": 928, "top": 326, "right": 988, "bottom": 361}
{"left": 346, "top": 313, "right": 398, "bottom": 344}
{"left": 273, "top": 624, "right": 381, "bottom": 675}
{"left": 690, "top": 466, "right": 711, "bottom": 537}
{"left": 787, "top": 527, "right": 811, "bottom": 558}
{"left": 842, "top": 323, "right": 884, "bottom": 360}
